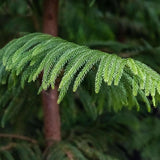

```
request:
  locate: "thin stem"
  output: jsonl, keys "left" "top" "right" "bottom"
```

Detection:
{"left": 0, "top": 133, "right": 37, "bottom": 144}
{"left": 0, "top": 143, "right": 17, "bottom": 151}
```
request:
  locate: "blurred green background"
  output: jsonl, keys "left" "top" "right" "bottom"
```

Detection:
{"left": 0, "top": 0, "right": 160, "bottom": 159}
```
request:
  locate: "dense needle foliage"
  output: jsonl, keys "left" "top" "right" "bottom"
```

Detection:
{"left": 0, "top": 0, "right": 160, "bottom": 160}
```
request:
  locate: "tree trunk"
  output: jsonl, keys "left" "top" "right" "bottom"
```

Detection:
{"left": 42, "top": 0, "right": 61, "bottom": 147}
{"left": 43, "top": 0, "right": 58, "bottom": 36}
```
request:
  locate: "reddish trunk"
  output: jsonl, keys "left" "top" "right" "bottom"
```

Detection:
{"left": 42, "top": 87, "right": 61, "bottom": 146}
{"left": 42, "top": 0, "right": 61, "bottom": 147}
{"left": 43, "top": 0, "right": 58, "bottom": 36}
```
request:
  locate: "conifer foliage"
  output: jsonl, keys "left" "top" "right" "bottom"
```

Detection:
{"left": 0, "top": 32, "right": 160, "bottom": 113}
{"left": 1, "top": 0, "right": 160, "bottom": 159}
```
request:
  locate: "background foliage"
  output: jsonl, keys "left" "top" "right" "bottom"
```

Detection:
{"left": 0, "top": 0, "right": 160, "bottom": 160}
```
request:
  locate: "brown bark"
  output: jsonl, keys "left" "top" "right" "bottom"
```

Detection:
{"left": 43, "top": 0, "right": 58, "bottom": 36}
{"left": 42, "top": 0, "right": 61, "bottom": 147}
{"left": 42, "top": 87, "right": 61, "bottom": 146}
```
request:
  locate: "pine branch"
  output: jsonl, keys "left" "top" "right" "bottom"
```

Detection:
{"left": 0, "top": 33, "right": 160, "bottom": 111}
